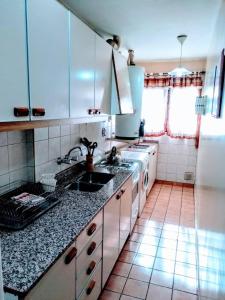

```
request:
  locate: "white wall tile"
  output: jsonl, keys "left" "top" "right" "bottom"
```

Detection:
{"left": 8, "top": 130, "right": 26, "bottom": 144}
{"left": 49, "top": 137, "right": 60, "bottom": 161}
{"left": 60, "top": 135, "right": 71, "bottom": 156}
{"left": 0, "top": 173, "right": 9, "bottom": 188}
{"left": 0, "top": 146, "right": 9, "bottom": 175}
{"left": 49, "top": 126, "right": 60, "bottom": 138}
{"left": 34, "top": 140, "right": 49, "bottom": 165}
{"left": 71, "top": 124, "right": 79, "bottom": 135}
{"left": 0, "top": 132, "right": 8, "bottom": 146}
{"left": 157, "top": 163, "right": 166, "bottom": 173}
{"left": 79, "top": 124, "right": 87, "bottom": 137}
{"left": 60, "top": 125, "right": 71, "bottom": 136}
{"left": 166, "top": 163, "right": 177, "bottom": 173}
{"left": 8, "top": 143, "right": 27, "bottom": 171}
{"left": 35, "top": 161, "right": 61, "bottom": 182}
{"left": 9, "top": 167, "right": 28, "bottom": 183}
{"left": 34, "top": 127, "right": 48, "bottom": 141}
{"left": 158, "top": 153, "right": 167, "bottom": 164}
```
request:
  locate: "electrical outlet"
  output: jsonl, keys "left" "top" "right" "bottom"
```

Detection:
{"left": 184, "top": 172, "right": 193, "bottom": 181}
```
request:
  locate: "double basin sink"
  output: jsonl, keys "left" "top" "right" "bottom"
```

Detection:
{"left": 67, "top": 172, "right": 115, "bottom": 193}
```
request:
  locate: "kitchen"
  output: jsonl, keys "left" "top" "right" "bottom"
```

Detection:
{"left": 0, "top": 0, "right": 225, "bottom": 300}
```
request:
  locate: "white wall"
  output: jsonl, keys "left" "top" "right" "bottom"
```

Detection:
{"left": 146, "top": 135, "right": 197, "bottom": 184}
{"left": 195, "top": 0, "right": 225, "bottom": 299}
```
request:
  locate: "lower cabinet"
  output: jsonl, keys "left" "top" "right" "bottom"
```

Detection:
{"left": 102, "top": 177, "right": 132, "bottom": 287}
{"left": 25, "top": 242, "right": 77, "bottom": 300}
{"left": 119, "top": 178, "right": 132, "bottom": 251}
{"left": 102, "top": 192, "right": 120, "bottom": 287}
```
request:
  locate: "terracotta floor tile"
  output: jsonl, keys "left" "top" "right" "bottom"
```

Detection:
{"left": 159, "top": 238, "right": 177, "bottom": 249}
{"left": 138, "top": 243, "right": 157, "bottom": 256}
{"left": 124, "top": 241, "right": 140, "bottom": 252}
{"left": 146, "top": 284, "right": 172, "bottom": 300}
{"left": 154, "top": 257, "right": 175, "bottom": 273}
{"left": 133, "top": 253, "right": 155, "bottom": 268}
{"left": 129, "top": 264, "right": 152, "bottom": 282}
{"left": 105, "top": 275, "right": 127, "bottom": 293}
{"left": 119, "top": 250, "right": 137, "bottom": 264}
{"left": 129, "top": 232, "right": 143, "bottom": 243}
{"left": 151, "top": 269, "right": 174, "bottom": 288}
{"left": 142, "top": 235, "right": 160, "bottom": 246}
{"left": 112, "top": 261, "right": 132, "bottom": 277}
{"left": 99, "top": 290, "right": 121, "bottom": 300}
{"left": 136, "top": 218, "right": 149, "bottom": 226}
{"left": 120, "top": 295, "right": 138, "bottom": 300}
{"left": 140, "top": 213, "right": 150, "bottom": 219}
{"left": 148, "top": 220, "right": 164, "bottom": 229}
{"left": 173, "top": 274, "right": 198, "bottom": 294}
{"left": 175, "top": 262, "right": 197, "bottom": 278}
{"left": 123, "top": 278, "right": 148, "bottom": 299}
{"left": 176, "top": 250, "right": 197, "bottom": 265}
{"left": 177, "top": 241, "right": 196, "bottom": 253}
{"left": 172, "top": 290, "right": 197, "bottom": 300}
{"left": 157, "top": 246, "right": 176, "bottom": 260}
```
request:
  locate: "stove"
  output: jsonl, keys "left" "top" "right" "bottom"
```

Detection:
{"left": 96, "top": 159, "right": 140, "bottom": 185}
{"left": 0, "top": 183, "right": 60, "bottom": 230}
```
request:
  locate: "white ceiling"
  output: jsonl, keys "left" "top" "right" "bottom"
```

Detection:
{"left": 62, "top": 0, "right": 221, "bottom": 61}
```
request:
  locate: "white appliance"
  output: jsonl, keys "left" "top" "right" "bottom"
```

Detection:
{"left": 120, "top": 150, "right": 149, "bottom": 216}
{"left": 115, "top": 66, "right": 144, "bottom": 139}
{"left": 126, "top": 143, "right": 158, "bottom": 195}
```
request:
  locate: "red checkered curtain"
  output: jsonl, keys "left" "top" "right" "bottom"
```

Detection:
{"left": 144, "top": 72, "right": 204, "bottom": 88}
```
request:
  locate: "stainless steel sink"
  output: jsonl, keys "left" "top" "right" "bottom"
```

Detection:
{"left": 68, "top": 181, "right": 103, "bottom": 192}
{"left": 68, "top": 172, "right": 115, "bottom": 192}
{"left": 77, "top": 172, "right": 115, "bottom": 185}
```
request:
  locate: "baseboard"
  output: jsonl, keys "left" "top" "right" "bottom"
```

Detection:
{"left": 155, "top": 179, "right": 194, "bottom": 188}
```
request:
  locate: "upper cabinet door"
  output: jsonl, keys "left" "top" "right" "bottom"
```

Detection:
{"left": 0, "top": 0, "right": 29, "bottom": 122}
{"left": 27, "top": 0, "right": 70, "bottom": 120}
{"left": 70, "top": 14, "right": 95, "bottom": 118}
{"left": 95, "top": 34, "right": 112, "bottom": 114}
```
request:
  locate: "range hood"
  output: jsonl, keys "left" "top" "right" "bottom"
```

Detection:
{"left": 112, "top": 50, "right": 133, "bottom": 114}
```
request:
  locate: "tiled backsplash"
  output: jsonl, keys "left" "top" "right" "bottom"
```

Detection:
{"left": 0, "top": 131, "right": 34, "bottom": 194}
{"left": 0, "top": 121, "right": 111, "bottom": 193}
{"left": 33, "top": 122, "right": 109, "bottom": 181}
{"left": 147, "top": 135, "right": 197, "bottom": 184}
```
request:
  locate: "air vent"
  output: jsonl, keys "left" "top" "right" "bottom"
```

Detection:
{"left": 184, "top": 172, "right": 193, "bottom": 181}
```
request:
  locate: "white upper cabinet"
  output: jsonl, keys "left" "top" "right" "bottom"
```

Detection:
{"left": 27, "top": 0, "right": 70, "bottom": 120}
{"left": 70, "top": 14, "right": 95, "bottom": 118}
{"left": 0, "top": 0, "right": 29, "bottom": 122}
{"left": 95, "top": 34, "right": 112, "bottom": 114}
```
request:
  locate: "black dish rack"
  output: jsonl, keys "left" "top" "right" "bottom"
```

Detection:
{"left": 0, "top": 182, "right": 60, "bottom": 230}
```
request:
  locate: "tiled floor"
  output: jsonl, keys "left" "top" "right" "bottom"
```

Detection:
{"left": 99, "top": 183, "right": 198, "bottom": 300}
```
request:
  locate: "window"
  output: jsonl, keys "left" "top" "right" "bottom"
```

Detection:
{"left": 142, "top": 88, "right": 168, "bottom": 136}
{"left": 142, "top": 86, "right": 199, "bottom": 139}
{"left": 168, "top": 87, "right": 199, "bottom": 137}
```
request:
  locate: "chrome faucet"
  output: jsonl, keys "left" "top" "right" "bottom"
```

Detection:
{"left": 57, "top": 146, "right": 83, "bottom": 165}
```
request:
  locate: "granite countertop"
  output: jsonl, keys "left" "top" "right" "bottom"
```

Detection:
{"left": 0, "top": 166, "right": 132, "bottom": 297}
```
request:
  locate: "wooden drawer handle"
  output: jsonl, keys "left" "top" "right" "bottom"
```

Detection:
{"left": 86, "top": 280, "right": 96, "bottom": 295}
{"left": 86, "top": 260, "right": 96, "bottom": 275}
{"left": 87, "top": 223, "right": 97, "bottom": 236}
{"left": 14, "top": 107, "right": 29, "bottom": 117}
{"left": 32, "top": 107, "right": 45, "bottom": 116}
{"left": 87, "top": 241, "right": 96, "bottom": 256}
{"left": 64, "top": 247, "right": 77, "bottom": 264}
{"left": 121, "top": 189, "right": 125, "bottom": 194}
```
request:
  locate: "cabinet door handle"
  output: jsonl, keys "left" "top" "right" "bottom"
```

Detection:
{"left": 32, "top": 108, "right": 45, "bottom": 116}
{"left": 14, "top": 107, "right": 29, "bottom": 117}
{"left": 116, "top": 194, "right": 121, "bottom": 200}
{"left": 86, "top": 260, "right": 96, "bottom": 275}
{"left": 86, "top": 280, "right": 96, "bottom": 295}
{"left": 87, "top": 241, "right": 96, "bottom": 255}
{"left": 87, "top": 223, "right": 97, "bottom": 236}
{"left": 121, "top": 189, "right": 125, "bottom": 194}
{"left": 64, "top": 247, "right": 77, "bottom": 264}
